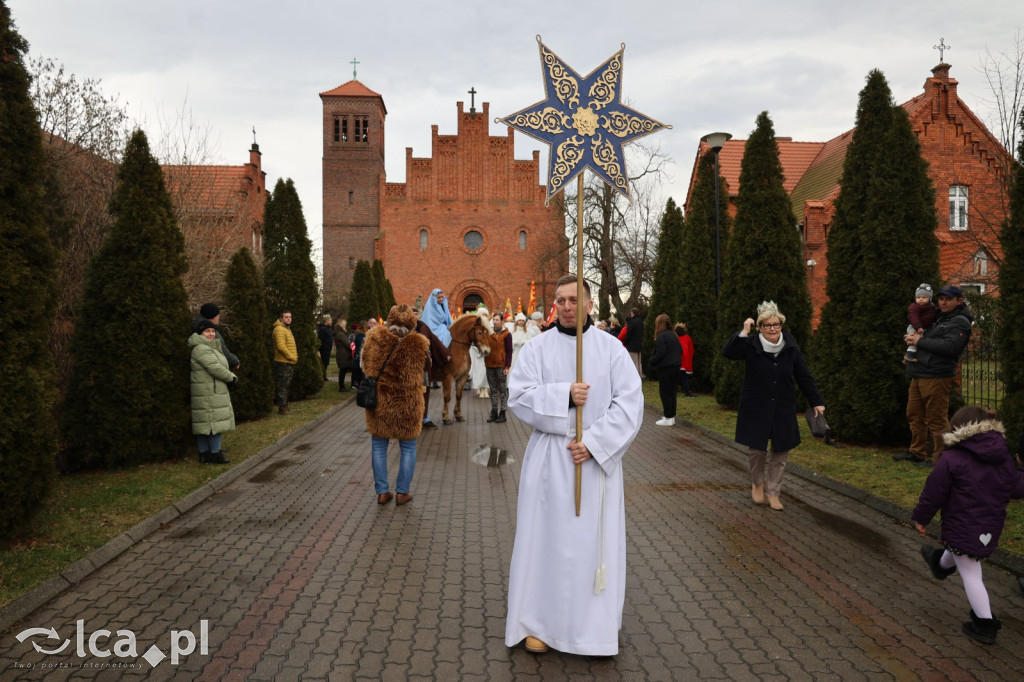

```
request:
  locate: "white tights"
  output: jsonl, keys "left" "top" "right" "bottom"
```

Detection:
{"left": 939, "top": 550, "right": 992, "bottom": 619}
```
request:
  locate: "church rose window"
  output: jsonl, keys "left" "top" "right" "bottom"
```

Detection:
{"left": 464, "top": 230, "right": 483, "bottom": 251}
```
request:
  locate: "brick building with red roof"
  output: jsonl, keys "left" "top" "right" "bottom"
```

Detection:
{"left": 320, "top": 80, "right": 566, "bottom": 315}
{"left": 687, "top": 63, "right": 1012, "bottom": 329}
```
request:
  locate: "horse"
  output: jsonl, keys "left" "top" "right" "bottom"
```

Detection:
{"left": 441, "top": 313, "right": 490, "bottom": 425}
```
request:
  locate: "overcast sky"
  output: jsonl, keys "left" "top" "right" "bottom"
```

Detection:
{"left": 8, "top": 1, "right": 1021, "bottom": 260}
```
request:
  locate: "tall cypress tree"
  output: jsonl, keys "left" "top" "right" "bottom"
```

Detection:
{"left": 263, "top": 178, "right": 323, "bottom": 400}
{"left": 645, "top": 199, "right": 685, "bottom": 366}
{"left": 372, "top": 258, "right": 396, "bottom": 313}
{"left": 0, "top": 1, "right": 59, "bottom": 537}
{"left": 222, "top": 247, "right": 274, "bottom": 421}
{"left": 712, "top": 112, "right": 812, "bottom": 408}
{"left": 60, "top": 130, "right": 191, "bottom": 470}
{"left": 998, "top": 125, "right": 1024, "bottom": 443}
{"left": 680, "top": 152, "right": 729, "bottom": 392}
{"left": 814, "top": 70, "right": 939, "bottom": 443}
{"left": 348, "top": 259, "right": 376, "bottom": 324}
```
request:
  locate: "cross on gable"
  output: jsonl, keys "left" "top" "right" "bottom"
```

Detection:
{"left": 933, "top": 38, "right": 951, "bottom": 63}
{"left": 351, "top": 57, "right": 360, "bottom": 80}
{"left": 468, "top": 87, "right": 477, "bottom": 113}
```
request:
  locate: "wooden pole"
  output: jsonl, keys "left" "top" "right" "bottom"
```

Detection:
{"left": 575, "top": 174, "right": 584, "bottom": 517}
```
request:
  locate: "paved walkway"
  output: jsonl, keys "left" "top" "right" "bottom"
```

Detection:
{"left": 3, "top": 391, "right": 1024, "bottom": 680}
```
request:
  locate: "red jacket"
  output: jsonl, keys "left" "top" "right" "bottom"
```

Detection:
{"left": 677, "top": 333, "right": 694, "bottom": 373}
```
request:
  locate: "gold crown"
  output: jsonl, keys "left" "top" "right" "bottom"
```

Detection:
{"left": 756, "top": 300, "right": 780, "bottom": 318}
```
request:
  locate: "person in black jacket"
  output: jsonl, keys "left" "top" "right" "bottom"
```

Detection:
{"left": 896, "top": 285, "right": 974, "bottom": 468}
{"left": 649, "top": 313, "right": 682, "bottom": 426}
{"left": 723, "top": 301, "right": 824, "bottom": 511}
{"left": 622, "top": 308, "right": 644, "bottom": 377}
{"left": 317, "top": 314, "right": 334, "bottom": 381}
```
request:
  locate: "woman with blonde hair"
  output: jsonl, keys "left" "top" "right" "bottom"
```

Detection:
{"left": 723, "top": 301, "right": 824, "bottom": 510}
{"left": 648, "top": 313, "right": 682, "bottom": 426}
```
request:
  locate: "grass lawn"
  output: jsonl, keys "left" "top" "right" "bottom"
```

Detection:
{"left": 642, "top": 381, "right": 1024, "bottom": 555}
{"left": 0, "top": 379, "right": 347, "bottom": 610}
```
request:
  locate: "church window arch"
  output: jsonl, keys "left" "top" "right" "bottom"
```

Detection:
{"left": 420, "top": 228, "right": 429, "bottom": 251}
{"left": 519, "top": 229, "right": 527, "bottom": 250}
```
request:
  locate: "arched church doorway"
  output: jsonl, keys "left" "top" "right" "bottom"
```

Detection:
{"left": 461, "top": 293, "right": 484, "bottom": 313}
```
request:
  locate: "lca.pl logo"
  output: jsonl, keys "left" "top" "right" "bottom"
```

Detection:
{"left": 15, "top": 619, "right": 209, "bottom": 669}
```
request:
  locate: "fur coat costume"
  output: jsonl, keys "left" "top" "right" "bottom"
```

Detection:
{"left": 362, "top": 305, "right": 430, "bottom": 440}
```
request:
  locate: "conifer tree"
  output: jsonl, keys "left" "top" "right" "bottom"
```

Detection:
{"left": 680, "top": 152, "right": 729, "bottom": 391}
{"left": 222, "top": 247, "right": 274, "bottom": 421}
{"left": 814, "top": 70, "right": 939, "bottom": 443}
{"left": 712, "top": 112, "right": 812, "bottom": 408}
{"left": 0, "top": 1, "right": 60, "bottom": 536}
{"left": 348, "top": 259, "right": 377, "bottom": 324}
{"left": 372, "top": 259, "right": 396, "bottom": 313}
{"left": 60, "top": 130, "right": 191, "bottom": 470}
{"left": 645, "top": 199, "right": 685, "bottom": 366}
{"left": 998, "top": 124, "right": 1024, "bottom": 442}
{"left": 263, "top": 178, "right": 323, "bottom": 400}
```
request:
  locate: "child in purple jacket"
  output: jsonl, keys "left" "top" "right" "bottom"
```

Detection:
{"left": 913, "top": 405, "right": 1024, "bottom": 645}
{"left": 904, "top": 283, "right": 938, "bottom": 363}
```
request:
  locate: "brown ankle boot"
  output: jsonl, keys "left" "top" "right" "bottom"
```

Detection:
{"left": 751, "top": 484, "right": 764, "bottom": 505}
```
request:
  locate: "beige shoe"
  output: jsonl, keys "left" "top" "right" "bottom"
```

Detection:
{"left": 751, "top": 484, "right": 764, "bottom": 505}
{"left": 767, "top": 495, "right": 784, "bottom": 511}
{"left": 524, "top": 636, "right": 549, "bottom": 653}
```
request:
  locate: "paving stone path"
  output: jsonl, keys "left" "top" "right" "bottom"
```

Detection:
{"left": 3, "top": 392, "right": 1024, "bottom": 680}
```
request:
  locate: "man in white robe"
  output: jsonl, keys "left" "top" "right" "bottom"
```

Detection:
{"left": 505, "top": 276, "right": 644, "bottom": 656}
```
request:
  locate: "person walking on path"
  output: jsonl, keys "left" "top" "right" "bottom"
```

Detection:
{"left": 189, "top": 320, "right": 237, "bottom": 464}
{"left": 317, "top": 314, "right": 334, "bottom": 381}
{"left": 272, "top": 309, "right": 298, "bottom": 415}
{"left": 510, "top": 312, "right": 529, "bottom": 368}
{"left": 505, "top": 275, "right": 644, "bottom": 656}
{"left": 913, "top": 405, "right": 1024, "bottom": 645}
{"left": 648, "top": 313, "right": 682, "bottom": 426}
{"left": 362, "top": 305, "right": 430, "bottom": 506}
{"left": 722, "top": 301, "right": 824, "bottom": 511}
{"left": 896, "top": 285, "right": 973, "bottom": 467}
{"left": 333, "top": 318, "right": 353, "bottom": 391}
{"left": 351, "top": 322, "right": 366, "bottom": 390}
{"left": 675, "top": 323, "right": 696, "bottom": 397}
{"left": 485, "top": 311, "right": 513, "bottom": 423}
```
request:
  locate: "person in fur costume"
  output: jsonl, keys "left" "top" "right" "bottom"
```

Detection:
{"left": 362, "top": 304, "right": 431, "bottom": 506}
{"left": 913, "top": 406, "right": 1024, "bottom": 645}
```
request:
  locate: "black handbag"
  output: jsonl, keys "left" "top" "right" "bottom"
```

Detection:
{"left": 356, "top": 341, "right": 398, "bottom": 409}
{"left": 805, "top": 408, "right": 836, "bottom": 446}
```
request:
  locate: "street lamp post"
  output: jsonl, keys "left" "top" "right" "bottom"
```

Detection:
{"left": 701, "top": 132, "right": 732, "bottom": 295}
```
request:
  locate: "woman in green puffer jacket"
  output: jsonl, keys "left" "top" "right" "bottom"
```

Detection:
{"left": 190, "top": 320, "right": 237, "bottom": 464}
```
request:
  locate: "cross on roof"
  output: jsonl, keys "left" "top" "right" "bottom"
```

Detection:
{"left": 468, "top": 86, "right": 477, "bottom": 113}
{"left": 933, "top": 38, "right": 951, "bottom": 63}
{"left": 351, "top": 57, "right": 360, "bottom": 80}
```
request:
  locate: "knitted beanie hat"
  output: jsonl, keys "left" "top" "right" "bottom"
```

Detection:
{"left": 199, "top": 302, "right": 220, "bottom": 319}
{"left": 915, "top": 283, "right": 933, "bottom": 300}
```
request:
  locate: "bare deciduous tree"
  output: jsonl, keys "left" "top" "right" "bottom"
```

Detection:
{"left": 561, "top": 143, "right": 673, "bottom": 321}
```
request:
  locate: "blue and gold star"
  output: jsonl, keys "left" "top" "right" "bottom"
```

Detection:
{"left": 497, "top": 36, "right": 669, "bottom": 202}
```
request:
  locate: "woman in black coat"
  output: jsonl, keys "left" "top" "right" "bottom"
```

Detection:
{"left": 649, "top": 313, "right": 682, "bottom": 426}
{"left": 723, "top": 301, "right": 824, "bottom": 511}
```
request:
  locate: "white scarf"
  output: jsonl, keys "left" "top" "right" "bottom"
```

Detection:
{"left": 759, "top": 333, "right": 785, "bottom": 356}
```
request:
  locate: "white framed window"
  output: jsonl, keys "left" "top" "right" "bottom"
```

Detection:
{"left": 973, "top": 250, "right": 988, "bottom": 277}
{"left": 949, "top": 185, "right": 968, "bottom": 231}
{"left": 960, "top": 282, "right": 985, "bottom": 295}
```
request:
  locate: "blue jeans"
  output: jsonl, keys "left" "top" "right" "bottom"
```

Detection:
{"left": 371, "top": 436, "right": 417, "bottom": 494}
{"left": 196, "top": 433, "right": 222, "bottom": 453}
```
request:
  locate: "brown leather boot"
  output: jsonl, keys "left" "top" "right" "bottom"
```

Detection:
{"left": 751, "top": 484, "right": 764, "bottom": 505}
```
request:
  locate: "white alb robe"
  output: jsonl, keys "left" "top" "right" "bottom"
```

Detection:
{"left": 505, "top": 325, "right": 644, "bottom": 655}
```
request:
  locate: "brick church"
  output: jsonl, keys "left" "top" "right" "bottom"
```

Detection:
{"left": 320, "top": 80, "right": 566, "bottom": 316}
{"left": 687, "top": 61, "right": 1013, "bottom": 329}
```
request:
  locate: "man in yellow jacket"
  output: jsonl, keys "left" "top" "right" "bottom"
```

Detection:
{"left": 273, "top": 310, "right": 298, "bottom": 414}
